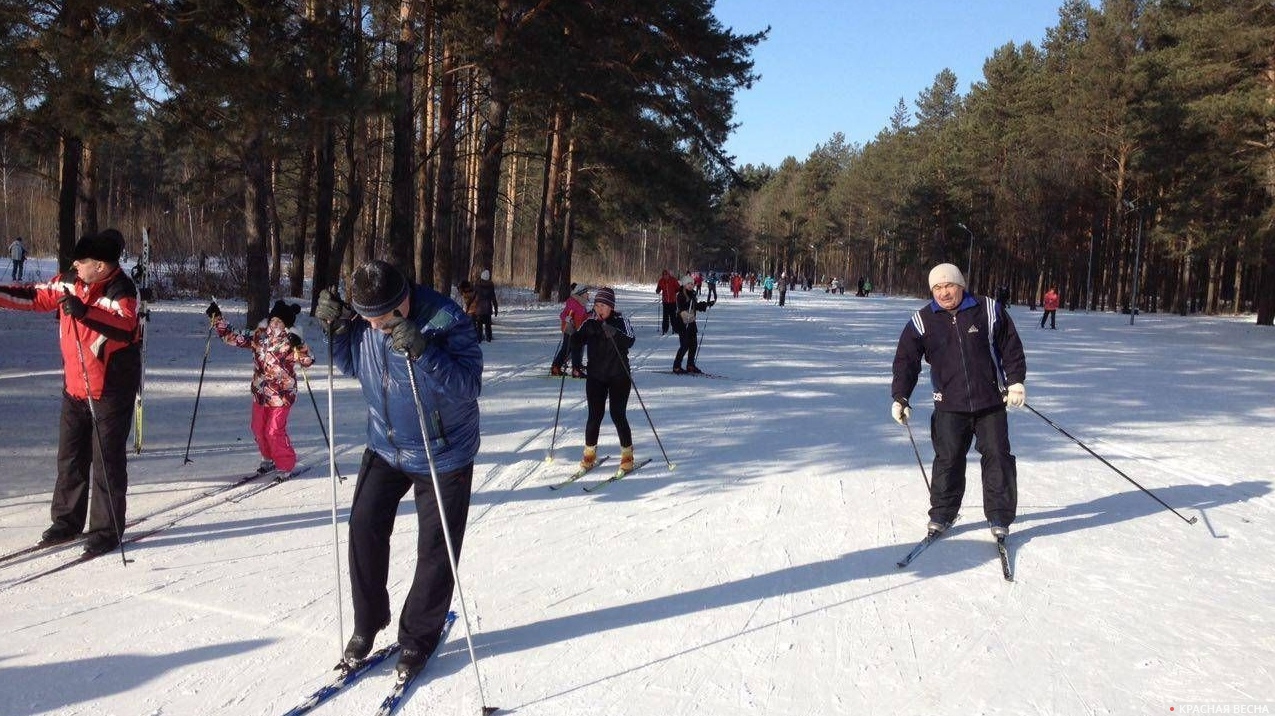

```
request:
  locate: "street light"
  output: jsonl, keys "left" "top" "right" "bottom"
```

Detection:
{"left": 1123, "top": 201, "right": 1144, "bottom": 325}
{"left": 956, "top": 222, "right": 975, "bottom": 283}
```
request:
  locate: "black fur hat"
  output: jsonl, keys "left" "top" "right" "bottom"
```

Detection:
{"left": 71, "top": 230, "right": 124, "bottom": 264}
{"left": 268, "top": 299, "right": 302, "bottom": 328}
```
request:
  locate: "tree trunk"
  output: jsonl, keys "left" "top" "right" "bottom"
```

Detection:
{"left": 58, "top": 134, "right": 82, "bottom": 271}
{"left": 431, "top": 44, "right": 458, "bottom": 290}
{"left": 290, "top": 144, "right": 313, "bottom": 299}
{"left": 311, "top": 122, "right": 337, "bottom": 310}
{"left": 388, "top": 0, "right": 417, "bottom": 275}
{"left": 414, "top": 4, "right": 438, "bottom": 288}
{"left": 243, "top": 129, "right": 272, "bottom": 326}
{"left": 536, "top": 107, "right": 568, "bottom": 300}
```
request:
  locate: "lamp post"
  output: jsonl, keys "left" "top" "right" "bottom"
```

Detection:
{"left": 956, "top": 222, "right": 975, "bottom": 284}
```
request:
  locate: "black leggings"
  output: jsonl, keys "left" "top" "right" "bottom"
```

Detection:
{"left": 584, "top": 376, "right": 632, "bottom": 447}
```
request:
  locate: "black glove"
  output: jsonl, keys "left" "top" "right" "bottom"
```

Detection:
{"left": 205, "top": 301, "right": 221, "bottom": 320}
{"left": 314, "top": 288, "right": 354, "bottom": 335}
{"left": 60, "top": 294, "right": 88, "bottom": 319}
{"left": 287, "top": 332, "right": 304, "bottom": 349}
{"left": 388, "top": 316, "right": 431, "bottom": 360}
{"left": 601, "top": 322, "right": 617, "bottom": 338}
{"left": 696, "top": 301, "right": 709, "bottom": 312}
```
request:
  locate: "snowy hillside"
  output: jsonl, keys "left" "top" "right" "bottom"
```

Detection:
{"left": 1, "top": 273, "right": 1272, "bottom": 716}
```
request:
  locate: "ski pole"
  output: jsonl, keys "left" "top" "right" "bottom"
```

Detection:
{"left": 398, "top": 317, "right": 495, "bottom": 715}
{"left": 299, "top": 364, "right": 344, "bottom": 482}
{"left": 65, "top": 296, "right": 130, "bottom": 566}
{"left": 183, "top": 320, "right": 216, "bottom": 464}
{"left": 903, "top": 418, "right": 931, "bottom": 492}
{"left": 605, "top": 329, "right": 675, "bottom": 470}
{"left": 696, "top": 301, "right": 712, "bottom": 354}
{"left": 545, "top": 354, "right": 569, "bottom": 462}
{"left": 1024, "top": 403, "right": 1198, "bottom": 526}
{"left": 325, "top": 327, "right": 345, "bottom": 659}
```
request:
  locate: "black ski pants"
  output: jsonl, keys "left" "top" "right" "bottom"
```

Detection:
{"left": 584, "top": 376, "right": 632, "bottom": 448}
{"left": 674, "top": 323, "right": 698, "bottom": 369}
{"left": 660, "top": 302, "right": 676, "bottom": 334}
{"left": 53, "top": 377, "right": 138, "bottom": 538}
{"left": 929, "top": 405, "right": 1017, "bottom": 527}
{"left": 348, "top": 450, "right": 473, "bottom": 653}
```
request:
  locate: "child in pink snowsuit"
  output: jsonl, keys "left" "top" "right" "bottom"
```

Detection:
{"left": 207, "top": 299, "right": 315, "bottom": 478}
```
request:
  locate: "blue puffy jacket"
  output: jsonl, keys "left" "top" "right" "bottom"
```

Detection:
{"left": 330, "top": 284, "right": 483, "bottom": 474}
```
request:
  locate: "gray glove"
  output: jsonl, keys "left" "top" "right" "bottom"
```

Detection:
{"left": 387, "top": 316, "right": 431, "bottom": 360}
{"left": 314, "top": 288, "right": 354, "bottom": 335}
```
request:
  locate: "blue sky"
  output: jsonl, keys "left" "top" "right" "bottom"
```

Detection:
{"left": 712, "top": 1, "right": 1074, "bottom": 168}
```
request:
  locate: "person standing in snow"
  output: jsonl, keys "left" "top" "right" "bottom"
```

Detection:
{"left": 670, "top": 274, "right": 709, "bottom": 374}
{"left": 1040, "top": 286, "right": 1060, "bottom": 329}
{"left": 314, "top": 259, "right": 483, "bottom": 679}
{"left": 568, "top": 286, "right": 639, "bottom": 473}
{"left": 552, "top": 283, "right": 590, "bottom": 378}
{"left": 0, "top": 230, "right": 140, "bottom": 556}
{"left": 656, "top": 268, "right": 680, "bottom": 335}
{"left": 890, "top": 263, "right": 1027, "bottom": 539}
{"left": 206, "top": 299, "right": 315, "bottom": 479}
{"left": 472, "top": 269, "right": 498, "bottom": 342}
{"left": 9, "top": 236, "right": 27, "bottom": 281}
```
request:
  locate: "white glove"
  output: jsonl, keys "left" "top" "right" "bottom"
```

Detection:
{"left": 891, "top": 400, "right": 911, "bottom": 426}
{"left": 1005, "top": 383, "right": 1026, "bottom": 407}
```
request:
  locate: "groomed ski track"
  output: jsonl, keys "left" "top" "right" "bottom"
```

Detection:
{"left": 0, "top": 281, "right": 1271, "bottom": 715}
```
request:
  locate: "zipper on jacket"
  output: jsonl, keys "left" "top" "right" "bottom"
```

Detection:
{"left": 951, "top": 312, "right": 975, "bottom": 412}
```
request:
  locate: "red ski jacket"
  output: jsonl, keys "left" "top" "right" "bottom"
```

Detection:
{"left": 0, "top": 269, "right": 141, "bottom": 399}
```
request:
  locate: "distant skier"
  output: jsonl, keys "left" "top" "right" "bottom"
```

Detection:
{"left": 890, "top": 263, "right": 1026, "bottom": 539}
{"left": 656, "top": 268, "right": 680, "bottom": 335}
{"left": 9, "top": 236, "right": 27, "bottom": 280}
{"left": 1040, "top": 287, "right": 1060, "bottom": 329}
{"left": 671, "top": 274, "right": 709, "bottom": 374}
{"left": 473, "top": 269, "right": 498, "bottom": 342}
{"left": 552, "top": 283, "right": 590, "bottom": 378}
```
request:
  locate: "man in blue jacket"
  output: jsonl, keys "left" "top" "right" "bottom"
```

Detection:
{"left": 890, "top": 263, "right": 1026, "bottom": 539}
{"left": 315, "top": 259, "right": 482, "bottom": 679}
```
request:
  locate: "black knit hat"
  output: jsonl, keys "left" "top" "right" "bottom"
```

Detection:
{"left": 71, "top": 231, "right": 123, "bottom": 264}
{"left": 350, "top": 260, "right": 410, "bottom": 317}
{"left": 268, "top": 300, "right": 302, "bottom": 328}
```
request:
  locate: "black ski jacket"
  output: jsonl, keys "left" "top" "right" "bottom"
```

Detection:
{"left": 572, "top": 310, "right": 635, "bottom": 382}
{"left": 891, "top": 293, "right": 1026, "bottom": 413}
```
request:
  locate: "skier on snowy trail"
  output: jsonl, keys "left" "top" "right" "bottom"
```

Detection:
{"left": 890, "top": 263, "right": 1027, "bottom": 540}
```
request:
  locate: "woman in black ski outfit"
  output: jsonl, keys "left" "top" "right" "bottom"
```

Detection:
{"left": 569, "top": 287, "right": 638, "bottom": 473}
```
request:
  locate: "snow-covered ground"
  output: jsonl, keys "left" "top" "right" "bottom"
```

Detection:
{"left": 1, "top": 265, "right": 1272, "bottom": 716}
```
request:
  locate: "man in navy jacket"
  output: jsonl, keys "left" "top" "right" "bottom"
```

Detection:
{"left": 316, "top": 259, "right": 482, "bottom": 679}
{"left": 891, "top": 263, "right": 1026, "bottom": 538}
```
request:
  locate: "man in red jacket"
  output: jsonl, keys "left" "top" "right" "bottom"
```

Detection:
{"left": 656, "top": 268, "right": 680, "bottom": 335}
{"left": 0, "top": 230, "right": 141, "bottom": 555}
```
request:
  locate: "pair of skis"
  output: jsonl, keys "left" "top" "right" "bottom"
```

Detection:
{"left": 3, "top": 471, "right": 292, "bottom": 586}
{"left": 896, "top": 522, "right": 1014, "bottom": 582}
{"left": 547, "top": 456, "right": 652, "bottom": 492}
{"left": 282, "top": 611, "right": 459, "bottom": 716}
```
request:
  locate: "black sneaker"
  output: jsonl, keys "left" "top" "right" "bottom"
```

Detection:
{"left": 395, "top": 648, "right": 428, "bottom": 680}
{"left": 83, "top": 531, "right": 120, "bottom": 556}
{"left": 672, "top": 366, "right": 686, "bottom": 374}
{"left": 343, "top": 633, "right": 376, "bottom": 665}
{"left": 41, "top": 523, "right": 79, "bottom": 544}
